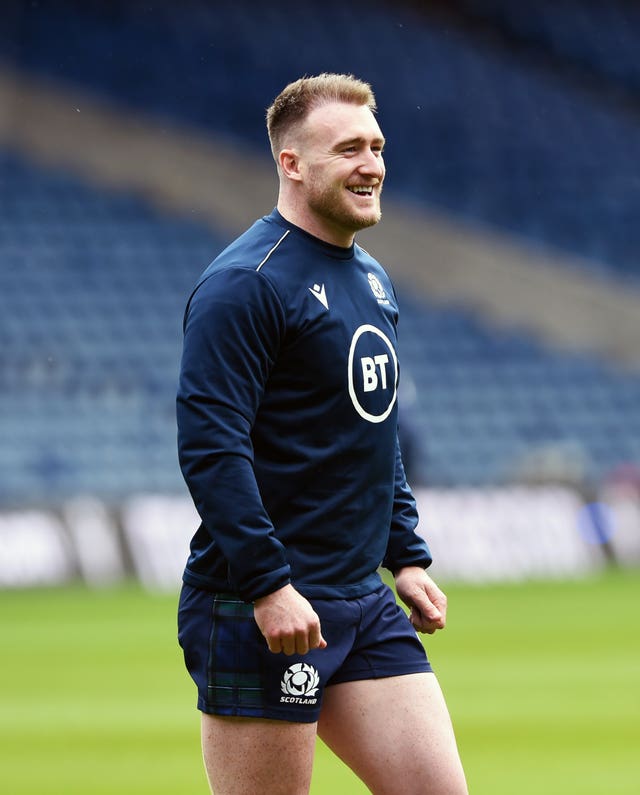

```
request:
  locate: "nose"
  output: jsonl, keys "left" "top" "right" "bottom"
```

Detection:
{"left": 359, "top": 148, "right": 385, "bottom": 181}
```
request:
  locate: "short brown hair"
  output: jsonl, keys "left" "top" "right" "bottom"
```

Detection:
{"left": 266, "top": 73, "right": 377, "bottom": 160}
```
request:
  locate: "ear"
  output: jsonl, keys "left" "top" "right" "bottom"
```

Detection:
{"left": 278, "top": 148, "right": 303, "bottom": 182}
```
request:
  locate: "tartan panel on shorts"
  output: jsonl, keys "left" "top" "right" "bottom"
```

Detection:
{"left": 207, "top": 594, "right": 265, "bottom": 709}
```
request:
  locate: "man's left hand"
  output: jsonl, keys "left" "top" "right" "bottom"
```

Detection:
{"left": 394, "top": 566, "right": 447, "bottom": 634}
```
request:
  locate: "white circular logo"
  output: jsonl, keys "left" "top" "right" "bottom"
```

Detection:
{"left": 280, "top": 663, "right": 320, "bottom": 698}
{"left": 367, "top": 272, "right": 387, "bottom": 301}
{"left": 348, "top": 324, "right": 398, "bottom": 424}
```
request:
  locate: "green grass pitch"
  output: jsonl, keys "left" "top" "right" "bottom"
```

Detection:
{"left": 1, "top": 570, "right": 638, "bottom": 794}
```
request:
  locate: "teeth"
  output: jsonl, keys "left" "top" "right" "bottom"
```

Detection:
{"left": 349, "top": 186, "right": 373, "bottom": 195}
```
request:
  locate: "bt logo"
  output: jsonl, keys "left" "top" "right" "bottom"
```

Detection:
{"left": 348, "top": 324, "right": 398, "bottom": 424}
{"left": 361, "top": 354, "right": 390, "bottom": 392}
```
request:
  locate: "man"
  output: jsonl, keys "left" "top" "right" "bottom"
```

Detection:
{"left": 177, "top": 73, "right": 468, "bottom": 795}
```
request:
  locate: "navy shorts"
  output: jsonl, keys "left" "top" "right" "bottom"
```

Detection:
{"left": 177, "top": 581, "right": 432, "bottom": 723}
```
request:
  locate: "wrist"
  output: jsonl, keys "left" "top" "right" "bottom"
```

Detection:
{"left": 253, "top": 580, "right": 293, "bottom": 605}
{"left": 394, "top": 564, "right": 427, "bottom": 578}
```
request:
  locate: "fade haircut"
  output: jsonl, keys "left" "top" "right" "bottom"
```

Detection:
{"left": 266, "top": 73, "right": 377, "bottom": 162}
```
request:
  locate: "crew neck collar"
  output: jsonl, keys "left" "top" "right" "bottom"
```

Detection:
{"left": 267, "top": 209, "right": 355, "bottom": 260}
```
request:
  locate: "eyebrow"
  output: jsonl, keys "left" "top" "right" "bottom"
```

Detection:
{"left": 335, "top": 135, "right": 386, "bottom": 149}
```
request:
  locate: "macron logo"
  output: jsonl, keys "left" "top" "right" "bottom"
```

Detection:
{"left": 309, "top": 283, "right": 328, "bottom": 310}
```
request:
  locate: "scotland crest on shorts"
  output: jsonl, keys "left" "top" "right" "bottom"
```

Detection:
{"left": 280, "top": 662, "right": 320, "bottom": 699}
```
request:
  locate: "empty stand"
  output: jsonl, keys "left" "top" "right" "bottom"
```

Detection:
{"left": 0, "top": 151, "right": 225, "bottom": 501}
{"left": 1, "top": 0, "right": 639, "bottom": 284}
{"left": 2, "top": 149, "right": 639, "bottom": 499}
{"left": 1, "top": 1, "right": 640, "bottom": 500}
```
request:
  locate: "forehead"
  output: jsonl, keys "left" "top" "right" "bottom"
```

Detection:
{"left": 302, "top": 101, "right": 384, "bottom": 148}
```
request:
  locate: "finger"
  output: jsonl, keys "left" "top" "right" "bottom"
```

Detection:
{"left": 308, "top": 621, "right": 327, "bottom": 651}
{"left": 410, "top": 606, "right": 444, "bottom": 634}
{"left": 417, "top": 597, "right": 443, "bottom": 622}
{"left": 266, "top": 633, "right": 296, "bottom": 655}
{"left": 416, "top": 596, "right": 445, "bottom": 625}
{"left": 281, "top": 635, "right": 296, "bottom": 656}
{"left": 295, "top": 633, "right": 310, "bottom": 656}
{"left": 412, "top": 618, "right": 437, "bottom": 634}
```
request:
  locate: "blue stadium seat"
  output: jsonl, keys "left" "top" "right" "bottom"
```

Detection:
{"left": 1, "top": 0, "right": 640, "bottom": 281}
{"left": 2, "top": 3, "right": 640, "bottom": 496}
{"left": 2, "top": 149, "right": 640, "bottom": 497}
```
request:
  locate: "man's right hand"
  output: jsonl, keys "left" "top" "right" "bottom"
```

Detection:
{"left": 253, "top": 584, "right": 328, "bottom": 655}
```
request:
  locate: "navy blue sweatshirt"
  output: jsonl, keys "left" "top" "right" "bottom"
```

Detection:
{"left": 177, "top": 209, "right": 431, "bottom": 602}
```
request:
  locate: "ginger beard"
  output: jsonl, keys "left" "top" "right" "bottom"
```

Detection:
{"left": 303, "top": 164, "right": 383, "bottom": 239}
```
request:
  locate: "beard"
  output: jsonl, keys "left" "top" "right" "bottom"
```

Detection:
{"left": 305, "top": 176, "right": 382, "bottom": 237}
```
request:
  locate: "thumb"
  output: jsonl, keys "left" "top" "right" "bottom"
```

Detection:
{"left": 310, "top": 623, "right": 328, "bottom": 650}
{"left": 423, "top": 599, "right": 443, "bottom": 622}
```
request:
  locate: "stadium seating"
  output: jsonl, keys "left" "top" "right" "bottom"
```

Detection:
{"left": 455, "top": 0, "right": 640, "bottom": 92}
{"left": 397, "top": 293, "right": 640, "bottom": 485}
{"left": 1, "top": 0, "right": 639, "bottom": 284}
{"left": 0, "top": 150, "right": 225, "bottom": 502}
{"left": 2, "top": 147, "right": 640, "bottom": 500}
{"left": 1, "top": 1, "right": 640, "bottom": 500}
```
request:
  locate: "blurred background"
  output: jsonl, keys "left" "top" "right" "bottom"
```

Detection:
{"left": 0, "top": 2, "right": 639, "bottom": 792}
{"left": 1, "top": 0, "right": 639, "bottom": 586}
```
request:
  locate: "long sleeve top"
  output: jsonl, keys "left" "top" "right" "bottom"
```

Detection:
{"left": 177, "top": 209, "right": 431, "bottom": 602}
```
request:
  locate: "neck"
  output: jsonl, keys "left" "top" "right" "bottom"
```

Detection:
{"left": 276, "top": 199, "right": 355, "bottom": 249}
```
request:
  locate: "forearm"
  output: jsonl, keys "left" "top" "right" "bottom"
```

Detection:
{"left": 383, "top": 435, "right": 432, "bottom": 572}
{"left": 178, "top": 410, "right": 292, "bottom": 598}
{"left": 177, "top": 266, "right": 289, "bottom": 600}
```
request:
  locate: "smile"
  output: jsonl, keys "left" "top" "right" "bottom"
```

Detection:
{"left": 347, "top": 186, "right": 374, "bottom": 196}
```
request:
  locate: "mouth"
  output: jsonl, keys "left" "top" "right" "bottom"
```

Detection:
{"left": 346, "top": 185, "right": 376, "bottom": 197}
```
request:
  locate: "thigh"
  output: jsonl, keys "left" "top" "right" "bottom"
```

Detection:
{"left": 201, "top": 713, "right": 317, "bottom": 795}
{"left": 318, "top": 672, "right": 468, "bottom": 795}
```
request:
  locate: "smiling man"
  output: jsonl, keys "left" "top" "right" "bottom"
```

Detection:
{"left": 273, "top": 95, "right": 385, "bottom": 243}
{"left": 177, "top": 74, "right": 468, "bottom": 795}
